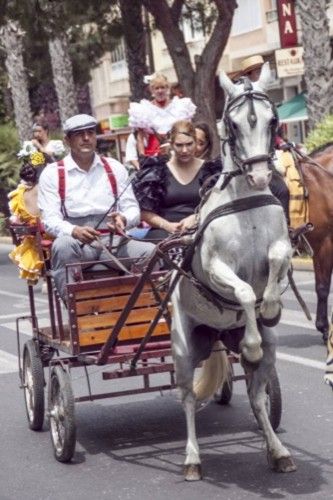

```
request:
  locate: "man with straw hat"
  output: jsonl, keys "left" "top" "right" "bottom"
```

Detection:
{"left": 237, "top": 54, "right": 290, "bottom": 222}
{"left": 240, "top": 54, "right": 264, "bottom": 82}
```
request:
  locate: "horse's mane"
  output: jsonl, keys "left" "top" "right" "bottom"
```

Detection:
{"left": 309, "top": 142, "right": 333, "bottom": 157}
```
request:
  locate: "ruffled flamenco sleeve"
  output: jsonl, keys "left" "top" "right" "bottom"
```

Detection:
{"left": 128, "top": 99, "right": 155, "bottom": 133}
{"left": 132, "top": 157, "right": 168, "bottom": 214}
{"left": 199, "top": 157, "right": 223, "bottom": 188}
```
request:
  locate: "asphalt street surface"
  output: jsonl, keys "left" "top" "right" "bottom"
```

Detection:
{"left": 0, "top": 242, "right": 332, "bottom": 500}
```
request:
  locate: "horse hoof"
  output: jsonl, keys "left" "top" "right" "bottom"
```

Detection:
{"left": 268, "top": 454, "right": 297, "bottom": 473}
{"left": 260, "top": 308, "right": 281, "bottom": 327}
{"left": 184, "top": 464, "right": 202, "bottom": 481}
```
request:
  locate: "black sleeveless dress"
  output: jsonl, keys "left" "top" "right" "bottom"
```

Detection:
{"left": 133, "top": 156, "right": 222, "bottom": 240}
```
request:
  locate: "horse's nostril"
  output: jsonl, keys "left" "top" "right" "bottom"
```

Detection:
{"left": 246, "top": 173, "right": 255, "bottom": 186}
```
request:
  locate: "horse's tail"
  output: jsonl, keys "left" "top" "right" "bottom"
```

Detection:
{"left": 193, "top": 340, "right": 230, "bottom": 401}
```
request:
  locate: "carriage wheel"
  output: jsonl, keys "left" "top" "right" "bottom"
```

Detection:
{"left": 246, "top": 366, "right": 282, "bottom": 431}
{"left": 49, "top": 365, "right": 76, "bottom": 463}
{"left": 265, "top": 367, "right": 282, "bottom": 431}
{"left": 214, "top": 362, "right": 234, "bottom": 405}
{"left": 23, "top": 339, "right": 45, "bottom": 431}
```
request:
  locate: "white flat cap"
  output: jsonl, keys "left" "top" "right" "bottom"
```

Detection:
{"left": 63, "top": 114, "right": 97, "bottom": 134}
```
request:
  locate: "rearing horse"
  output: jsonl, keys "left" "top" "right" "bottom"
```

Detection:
{"left": 171, "top": 63, "right": 296, "bottom": 480}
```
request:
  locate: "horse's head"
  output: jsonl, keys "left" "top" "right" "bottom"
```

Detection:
{"left": 219, "top": 63, "right": 278, "bottom": 191}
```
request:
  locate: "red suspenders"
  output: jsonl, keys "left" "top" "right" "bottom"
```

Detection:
{"left": 57, "top": 156, "right": 118, "bottom": 217}
{"left": 100, "top": 156, "right": 118, "bottom": 198}
{"left": 57, "top": 160, "right": 67, "bottom": 217}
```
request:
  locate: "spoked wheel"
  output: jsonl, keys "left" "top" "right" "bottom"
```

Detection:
{"left": 49, "top": 365, "right": 76, "bottom": 463}
{"left": 247, "top": 367, "right": 282, "bottom": 431}
{"left": 22, "top": 339, "right": 45, "bottom": 431}
{"left": 265, "top": 367, "right": 282, "bottom": 431}
{"left": 214, "top": 362, "right": 234, "bottom": 405}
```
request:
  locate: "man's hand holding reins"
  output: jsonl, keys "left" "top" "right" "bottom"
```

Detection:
{"left": 72, "top": 225, "right": 100, "bottom": 244}
{"left": 107, "top": 212, "right": 127, "bottom": 234}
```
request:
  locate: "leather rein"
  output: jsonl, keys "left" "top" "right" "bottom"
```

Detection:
{"left": 177, "top": 194, "right": 282, "bottom": 312}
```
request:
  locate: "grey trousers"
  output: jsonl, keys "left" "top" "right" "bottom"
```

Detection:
{"left": 51, "top": 234, "right": 155, "bottom": 301}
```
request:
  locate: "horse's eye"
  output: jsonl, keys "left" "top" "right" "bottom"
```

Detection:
{"left": 270, "top": 117, "right": 277, "bottom": 128}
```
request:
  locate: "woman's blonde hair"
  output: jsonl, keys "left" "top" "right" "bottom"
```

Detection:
{"left": 169, "top": 120, "right": 196, "bottom": 144}
{"left": 148, "top": 73, "right": 169, "bottom": 90}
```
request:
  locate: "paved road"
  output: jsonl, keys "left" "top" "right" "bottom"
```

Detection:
{"left": 0, "top": 242, "right": 332, "bottom": 500}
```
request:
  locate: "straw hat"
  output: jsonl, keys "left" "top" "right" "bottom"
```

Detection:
{"left": 240, "top": 55, "right": 264, "bottom": 75}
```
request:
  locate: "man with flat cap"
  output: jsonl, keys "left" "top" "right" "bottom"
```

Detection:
{"left": 38, "top": 113, "right": 155, "bottom": 301}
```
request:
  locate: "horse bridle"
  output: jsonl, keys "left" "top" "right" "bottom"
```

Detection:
{"left": 223, "top": 78, "right": 279, "bottom": 173}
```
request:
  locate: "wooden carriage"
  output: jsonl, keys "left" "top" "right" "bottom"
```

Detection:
{"left": 10, "top": 223, "right": 282, "bottom": 463}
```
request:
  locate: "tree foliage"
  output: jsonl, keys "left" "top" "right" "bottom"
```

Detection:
{"left": 0, "top": 0, "right": 123, "bottom": 124}
{"left": 0, "top": 123, "right": 20, "bottom": 191}
{"left": 305, "top": 114, "right": 333, "bottom": 153}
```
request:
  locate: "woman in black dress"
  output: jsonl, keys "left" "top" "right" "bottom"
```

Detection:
{"left": 133, "top": 120, "right": 221, "bottom": 240}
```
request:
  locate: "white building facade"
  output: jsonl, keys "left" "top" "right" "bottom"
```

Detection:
{"left": 89, "top": 0, "right": 333, "bottom": 142}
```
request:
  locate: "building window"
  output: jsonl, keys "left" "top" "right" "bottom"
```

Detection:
{"left": 110, "top": 39, "right": 128, "bottom": 81}
{"left": 180, "top": 5, "right": 205, "bottom": 42}
{"left": 110, "top": 39, "right": 126, "bottom": 63}
{"left": 231, "top": 0, "right": 262, "bottom": 36}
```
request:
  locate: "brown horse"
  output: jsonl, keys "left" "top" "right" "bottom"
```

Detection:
{"left": 297, "top": 142, "right": 333, "bottom": 341}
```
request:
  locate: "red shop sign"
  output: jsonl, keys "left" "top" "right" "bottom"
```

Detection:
{"left": 277, "top": 1, "right": 298, "bottom": 48}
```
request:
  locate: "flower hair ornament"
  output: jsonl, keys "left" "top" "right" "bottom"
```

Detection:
{"left": 17, "top": 140, "right": 38, "bottom": 159}
{"left": 143, "top": 73, "right": 157, "bottom": 85}
{"left": 19, "top": 151, "right": 47, "bottom": 185}
{"left": 29, "top": 151, "right": 46, "bottom": 166}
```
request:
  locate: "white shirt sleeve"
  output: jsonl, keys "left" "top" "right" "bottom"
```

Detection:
{"left": 38, "top": 163, "right": 75, "bottom": 238}
{"left": 109, "top": 159, "right": 140, "bottom": 229}
{"left": 125, "top": 133, "right": 138, "bottom": 162}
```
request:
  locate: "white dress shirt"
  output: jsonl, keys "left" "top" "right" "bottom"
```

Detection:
{"left": 38, "top": 153, "right": 140, "bottom": 237}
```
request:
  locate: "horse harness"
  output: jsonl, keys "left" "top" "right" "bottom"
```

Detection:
{"left": 222, "top": 78, "right": 278, "bottom": 174}
{"left": 172, "top": 194, "right": 282, "bottom": 315}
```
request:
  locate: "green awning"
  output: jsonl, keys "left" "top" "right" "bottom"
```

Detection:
{"left": 277, "top": 93, "right": 308, "bottom": 124}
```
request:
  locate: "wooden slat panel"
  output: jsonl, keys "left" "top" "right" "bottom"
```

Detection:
{"left": 76, "top": 292, "right": 160, "bottom": 316}
{"left": 75, "top": 282, "right": 152, "bottom": 300}
{"left": 77, "top": 307, "right": 160, "bottom": 331}
{"left": 79, "top": 321, "right": 170, "bottom": 346}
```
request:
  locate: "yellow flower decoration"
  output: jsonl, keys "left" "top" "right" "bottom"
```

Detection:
{"left": 30, "top": 151, "right": 46, "bottom": 167}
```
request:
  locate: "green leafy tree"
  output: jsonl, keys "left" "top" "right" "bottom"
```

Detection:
{"left": 305, "top": 114, "right": 333, "bottom": 152}
{"left": 0, "top": 1, "right": 123, "bottom": 126}
{"left": 0, "top": 123, "right": 20, "bottom": 218}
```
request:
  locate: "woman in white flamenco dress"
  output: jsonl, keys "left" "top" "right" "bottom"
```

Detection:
{"left": 128, "top": 73, "right": 196, "bottom": 158}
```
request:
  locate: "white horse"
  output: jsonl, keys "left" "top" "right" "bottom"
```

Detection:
{"left": 171, "top": 63, "right": 296, "bottom": 481}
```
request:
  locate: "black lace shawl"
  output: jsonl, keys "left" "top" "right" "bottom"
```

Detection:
{"left": 133, "top": 156, "right": 223, "bottom": 214}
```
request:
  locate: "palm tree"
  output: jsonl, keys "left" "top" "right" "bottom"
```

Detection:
{"left": 48, "top": 34, "right": 78, "bottom": 124}
{"left": 33, "top": 0, "right": 78, "bottom": 124}
{"left": 0, "top": 19, "right": 32, "bottom": 142}
{"left": 297, "top": 0, "right": 333, "bottom": 129}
